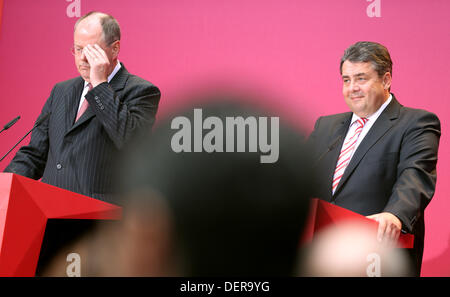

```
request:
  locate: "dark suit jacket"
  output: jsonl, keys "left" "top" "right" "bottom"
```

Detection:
{"left": 4, "top": 63, "right": 161, "bottom": 203}
{"left": 308, "top": 94, "right": 441, "bottom": 273}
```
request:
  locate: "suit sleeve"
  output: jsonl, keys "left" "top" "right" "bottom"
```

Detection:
{"left": 3, "top": 87, "right": 53, "bottom": 179}
{"left": 84, "top": 79, "right": 161, "bottom": 150}
{"left": 383, "top": 111, "right": 441, "bottom": 233}
{"left": 307, "top": 116, "right": 322, "bottom": 151}
{"left": 306, "top": 116, "right": 325, "bottom": 197}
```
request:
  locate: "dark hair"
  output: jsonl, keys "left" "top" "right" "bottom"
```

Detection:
{"left": 74, "top": 11, "right": 121, "bottom": 45}
{"left": 120, "top": 96, "right": 315, "bottom": 276}
{"left": 340, "top": 41, "right": 392, "bottom": 77}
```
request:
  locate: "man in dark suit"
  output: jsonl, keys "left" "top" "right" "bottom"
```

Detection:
{"left": 308, "top": 41, "right": 440, "bottom": 275}
{"left": 4, "top": 12, "right": 160, "bottom": 203}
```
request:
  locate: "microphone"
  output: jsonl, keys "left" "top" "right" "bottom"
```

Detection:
{"left": 0, "top": 113, "right": 51, "bottom": 162}
{"left": 0, "top": 116, "right": 20, "bottom": 134}
{"left": 314, "top": 135, "right": 343, "bottom": 167}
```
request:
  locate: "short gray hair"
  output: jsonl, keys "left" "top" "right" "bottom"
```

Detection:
{"left": 74, "top": 11, "right": 121, "bottom": 45}
{"left": 340, "top": 41, "right": 392, "bottom": 77}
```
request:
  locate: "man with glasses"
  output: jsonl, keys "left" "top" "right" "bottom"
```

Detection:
{"left": 4, "top": 11, "right": 161, "bottom": 203}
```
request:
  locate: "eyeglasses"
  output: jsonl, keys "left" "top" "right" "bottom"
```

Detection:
{"left": 70, "top": 46, "right": 84, "bottom": 57}
{"left": 70, "top": 41, "right": 118, "bottom": 57}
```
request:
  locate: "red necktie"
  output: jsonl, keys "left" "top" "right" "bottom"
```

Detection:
{"left": 75, "top": 83, "right": 93, "bottom": 122}
{"left": 332, "top": 117, "right": 368, "bottom": 194}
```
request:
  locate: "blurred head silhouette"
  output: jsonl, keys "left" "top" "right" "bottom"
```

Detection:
{"left": 116, "top": 96, "right": 315, "bottom": 276}
{"left": 300, "top": 221, "right": 412, "bottom": 276}
{"left": 39, "top": 94, "right": 316, "bottom": 276}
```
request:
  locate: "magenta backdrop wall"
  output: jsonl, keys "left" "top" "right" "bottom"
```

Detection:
{"left": 0, "top": 0, "right": 448, "bottom": 276}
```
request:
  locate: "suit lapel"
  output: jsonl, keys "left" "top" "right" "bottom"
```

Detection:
{"left": 333, "top": 96, "right": 401, "bottom": 196}
{"left": 108, "top": 62, "right": 129, "bottom": 92}
{"left": 65, "top": 77, "right": 85, "bottom": 134}
{"left": 65, "top": 63, "right": 129, "bottom": 135}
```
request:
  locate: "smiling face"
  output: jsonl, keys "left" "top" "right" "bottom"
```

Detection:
{"left": 341, "top": 61, "right": 391, "bottom": 118}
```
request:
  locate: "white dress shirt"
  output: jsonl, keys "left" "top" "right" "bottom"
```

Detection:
{"left": 344, "top": 94, "right": 392, "bottom": 161}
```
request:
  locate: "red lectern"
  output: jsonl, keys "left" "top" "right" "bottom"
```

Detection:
{"left": 302, "top": 198, "right": 414, "bottom": 248}
{"left": 0, "top": 173, "right": 122, "bottom": 276}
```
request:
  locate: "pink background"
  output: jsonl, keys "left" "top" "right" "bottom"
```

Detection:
{"left": 0, "top": 0, "right": 449, "bottom": 276}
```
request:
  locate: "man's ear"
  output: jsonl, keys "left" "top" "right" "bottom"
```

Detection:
{"left": 112, "top": 40, "right": 120, "bottom": 58}
{"left": 383, "top": 72, "right": 392, "bottom": 90}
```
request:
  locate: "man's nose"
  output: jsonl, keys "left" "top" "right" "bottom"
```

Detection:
{"left": 350, "top": 80, "right": 360, "bottom": 91}
{"left": 79, "top": 50, "right": 87, "bottom": 61}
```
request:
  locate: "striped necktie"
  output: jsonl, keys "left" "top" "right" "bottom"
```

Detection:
{"left": 332, "top": 117, "right": 368, "bottom": 194}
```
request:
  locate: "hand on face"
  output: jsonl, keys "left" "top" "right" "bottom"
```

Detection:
{"left": 82, "top": 44, "right": 110, "bottom": 88}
